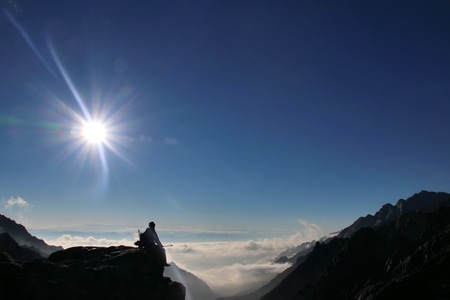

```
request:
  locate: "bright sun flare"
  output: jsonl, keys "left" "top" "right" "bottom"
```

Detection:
{"left": 82, "top": 121, "right": 107, "bottom": 144}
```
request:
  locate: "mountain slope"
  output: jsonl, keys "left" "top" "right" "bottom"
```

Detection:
{"left": 0, "top": 232, "right": 41, "bottom": 261}
{"left": 262, "top": 191, "right": 450, "bottom": 300}
{"left": 0, "top": 214, "right": 62, "bottom": 257}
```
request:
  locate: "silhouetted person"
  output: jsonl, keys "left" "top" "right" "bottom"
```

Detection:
{"left": 143, "top": 221, "right": 170, "bottom": 267}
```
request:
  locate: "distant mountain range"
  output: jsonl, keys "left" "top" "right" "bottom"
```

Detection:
{"left": 224, "top": 190, "right": 450, "bottom": 300}
{"left": 0, "top": 214, "right": 62, "bottom": 257}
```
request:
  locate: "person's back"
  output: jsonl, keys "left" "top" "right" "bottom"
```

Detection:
{"left": 141, "top": 221, "right": 169, "bottom": 267}
{"left": 141, "top": 227, "right": 156, "bottom": 248}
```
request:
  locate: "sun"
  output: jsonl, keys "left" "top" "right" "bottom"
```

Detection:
{"left": 82, "top": 121, "right": 107, "bottom": 144}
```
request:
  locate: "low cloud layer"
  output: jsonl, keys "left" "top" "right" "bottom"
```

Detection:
{"left": 168, "top": 239, "right": 295, "bottom": 296}
{"left": 46, "top": 234, "right": 135, "bottom": 248}
{"left": 41, "top": 219, "right": 323, "bottom": 297}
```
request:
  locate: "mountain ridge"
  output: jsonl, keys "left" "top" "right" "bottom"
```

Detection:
{"left": 0, "top": 214, "right": 62, "bottom": 257}
{"left": 0, "top": 232, "right": 41, "bottom": 261}
{"left": 338, "top": 190, "right": 450, "bottom": 238}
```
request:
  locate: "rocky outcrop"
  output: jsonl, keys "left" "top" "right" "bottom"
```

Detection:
{"left": 0, "top": 246, "right": 186, "bottom": 300}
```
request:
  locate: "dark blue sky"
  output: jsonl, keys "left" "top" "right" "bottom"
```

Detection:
{"left": 1, "top": 0, "right": 449, "bottom": 236}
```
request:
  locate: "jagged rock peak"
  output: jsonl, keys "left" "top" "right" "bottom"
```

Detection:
{"left": 338, "top": 191, "right": 450, "bottom": 238}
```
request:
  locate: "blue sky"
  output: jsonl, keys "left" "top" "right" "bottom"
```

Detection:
{"left": 1, "top": 0, "right": 450, "bottom": 244}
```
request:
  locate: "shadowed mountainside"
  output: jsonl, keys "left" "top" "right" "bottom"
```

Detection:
{"left": 0, "top": 245, "right": 186, "bottom": 300}
{"left": 0, "top": 232, "right": 41, "bottom": 261}
{"left": 0, "top": 214, "right": 62, "bottom": 257}
{"left": 261, "top": 191, "right": 450, "bottom": 299}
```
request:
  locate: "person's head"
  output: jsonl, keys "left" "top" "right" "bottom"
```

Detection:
{"left": 149, "top": 221, "right": 155, "bottom": 229}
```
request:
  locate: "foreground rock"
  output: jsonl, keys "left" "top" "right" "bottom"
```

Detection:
{"left": 0, "top": 246, "right": 185, "bottom": 300}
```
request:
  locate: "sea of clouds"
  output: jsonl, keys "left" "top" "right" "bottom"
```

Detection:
{"left": 38, "top": 219, "right": 323, "bottom": 297}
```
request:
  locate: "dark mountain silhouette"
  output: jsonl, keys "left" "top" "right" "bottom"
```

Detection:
{"left": 164, "top": 262, "right": 216, "bottom": 300}
{"left": 0, "top": 213, "right": 62, "bottom": 257}
{"left": 0, "top": 245, "right": 186, "bottom": 300}
{"left": 338, "top": 190, "right": 450, "bottom": 238}
{"left": 0, "top": 232, "right": 41, "bottom": 261}
{"left": 260, "top": 191, "right": 450, "bottom": 299}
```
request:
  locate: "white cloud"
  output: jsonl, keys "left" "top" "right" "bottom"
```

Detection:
{"left": 45, "top": 234, "right": 135, "bottom": 249}
{"left": 5, "top": 196, "right": 30, "bottom": 209}
{"left": 194, "top": 262, "right": 290, "bottom": 296}
{"left": 296, "top": 218, "right": 323, "bottom": 241}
